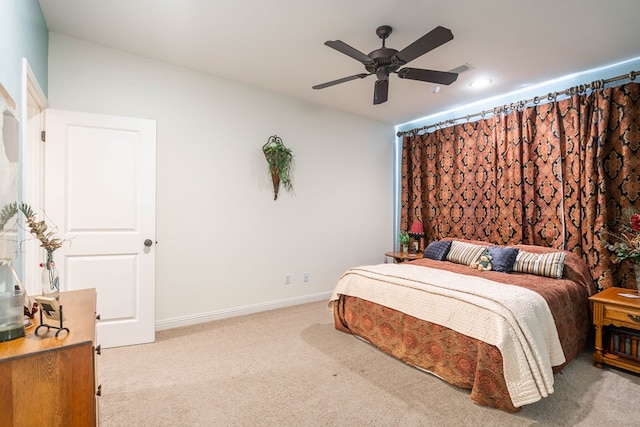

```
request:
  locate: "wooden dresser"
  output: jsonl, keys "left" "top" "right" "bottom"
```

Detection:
{"left": 0, "top": 289, "right": 100, "bottom": 426}
{"left": 589, "top": 286, "right": 640, "bottom": 374}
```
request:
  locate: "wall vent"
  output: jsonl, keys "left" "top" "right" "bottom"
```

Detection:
{"left": 449, "top": 63, "right": 473, "bottom": 74}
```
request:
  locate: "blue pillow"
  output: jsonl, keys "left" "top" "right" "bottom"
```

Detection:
{"left": 488, "top": 246, "right": 519, "bottom": 273}
{"left": 424, "top": 240, "right": 452, "bottom": 261}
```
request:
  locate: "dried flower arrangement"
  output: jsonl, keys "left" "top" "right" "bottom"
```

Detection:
{"left": 0, "top": 202, "right": 64, "bottom": 252}
{"left": 606, "top": 208, "right": 640, "bottom": 264}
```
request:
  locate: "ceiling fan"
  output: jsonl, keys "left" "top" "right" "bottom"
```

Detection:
{"left": 312, "top": 25, "right": 458, "bottom": 105}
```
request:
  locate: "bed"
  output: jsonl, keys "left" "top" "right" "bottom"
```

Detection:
{"left": 329, "top": 239, "right": 596, "bottom": 412}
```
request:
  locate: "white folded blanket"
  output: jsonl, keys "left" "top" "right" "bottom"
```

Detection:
{"left": 329, "top": 263, "right": 566, "bottom": 407}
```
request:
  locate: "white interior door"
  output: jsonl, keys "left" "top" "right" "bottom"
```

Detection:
{"left": 44, "top": 109, "right": 156, "bottom": 348}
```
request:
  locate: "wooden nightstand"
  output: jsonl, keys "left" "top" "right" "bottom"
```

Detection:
{"left": 589, "top": 287, "right": 640, "bottom": 374}
{"left": 385, "top": 251, "right": 423, "bottom": 263}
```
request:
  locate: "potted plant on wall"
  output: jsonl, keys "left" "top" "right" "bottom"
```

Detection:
{"left": 262, "top": 135, "right": 293, "bottom": 200}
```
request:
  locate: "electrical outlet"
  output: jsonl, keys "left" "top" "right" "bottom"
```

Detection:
{"left": 285, "top": 273, "right": 291, "bottom": 285}
{"left": 303, "top": 272, "right": 309, "bottom": 282}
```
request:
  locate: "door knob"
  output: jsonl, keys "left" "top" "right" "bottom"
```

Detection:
{"left": 144, "top": 239, "right": 153, "bottom": 247}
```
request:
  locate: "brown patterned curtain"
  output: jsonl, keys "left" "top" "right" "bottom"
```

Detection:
{"left": 401, "top": 82, "right": 640, "bottom": 290}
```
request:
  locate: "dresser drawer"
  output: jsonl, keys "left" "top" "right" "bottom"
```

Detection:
{"left": 604, "top": 304, "right": 640, "bottom": 326}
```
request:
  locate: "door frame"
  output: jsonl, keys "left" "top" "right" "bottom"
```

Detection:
{"left": 21, "top": 59, "right": 48, "bottom": 295}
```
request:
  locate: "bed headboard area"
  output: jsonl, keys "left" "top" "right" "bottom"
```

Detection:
{"left": 433, "top": 238, "right": 598, "bottom": 297}
{"left": 401, "top": 82, "right": 640, "bottom": 291}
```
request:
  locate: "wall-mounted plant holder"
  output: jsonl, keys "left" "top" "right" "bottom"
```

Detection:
{"left": 262, "top": 135, "right": 293, "bottom": 200}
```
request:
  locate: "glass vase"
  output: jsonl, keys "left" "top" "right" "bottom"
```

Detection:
{"left": 41, "top": 250, "right": 60, "bottom": 299}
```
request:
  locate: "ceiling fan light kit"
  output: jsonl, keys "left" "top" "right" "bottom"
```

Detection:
{"left": 469, "top": 78, "right": 493, "bottom": 88}
{"left": 313, "top": 25, "right": 458, "bottom": 105}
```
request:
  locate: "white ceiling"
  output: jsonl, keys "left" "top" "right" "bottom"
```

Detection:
{"left": 38, "top": 0, "right": 640, "bottom": 125}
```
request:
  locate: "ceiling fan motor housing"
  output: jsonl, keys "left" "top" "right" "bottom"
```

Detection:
{"left": 366, "top": 48, "right": 402, "bottom": 76}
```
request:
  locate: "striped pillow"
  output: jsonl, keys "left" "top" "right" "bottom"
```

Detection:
{"left": 446, "top": 241, "right": 487, "bottom": 266}
{"left": 512, "top": 250, "right": 566, "bottom": 279}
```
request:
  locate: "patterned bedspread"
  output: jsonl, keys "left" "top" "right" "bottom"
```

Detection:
{"left": 331, "top": 244, "right": 595, "bottom": 412}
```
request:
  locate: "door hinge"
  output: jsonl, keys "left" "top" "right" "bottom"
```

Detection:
{"left": 41, "top": 131, "right": 46, "bottom": 142}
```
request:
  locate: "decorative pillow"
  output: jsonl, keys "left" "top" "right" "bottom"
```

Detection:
{"left": 423, "top": 240, "right": 452, "bottom": 261}
{"left": 445, "top": 241, "right": 487, "bottom": 266}
{"left": 488, "top": 246, "right": 519, "bottom": 273}
{"left": 512, "top": 250, "right": 566, "bottom": 279}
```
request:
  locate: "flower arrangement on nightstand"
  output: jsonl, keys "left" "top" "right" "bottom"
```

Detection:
{"left": 606, "top": 208, "right": 640, "bottom": 289}
{"left": 607, "top": 209, "right": 640, "bottom": 263}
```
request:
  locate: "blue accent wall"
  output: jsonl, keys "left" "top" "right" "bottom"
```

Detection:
{"left": 0, "top": 0, "right": 47, "bottom": 282}
{"left": 0, "top": 0, "right": 48, "bottom": 109}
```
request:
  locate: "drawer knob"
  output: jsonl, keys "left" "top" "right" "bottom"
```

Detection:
{"left": 96, "top": 344, "right": 102, "bottom": 355}
{"left": 96, "top": 384, "right": 102, "bottom": 397}
{"left": 628, "top": 314, "right": 640, "bottom": 323}
{"left": 96, "top": 314, "right": 101, "bottom": 320}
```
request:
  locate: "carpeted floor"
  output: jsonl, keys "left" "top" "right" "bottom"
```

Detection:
{"left": 98, "top": 300, "right": 640, "bottom": 426}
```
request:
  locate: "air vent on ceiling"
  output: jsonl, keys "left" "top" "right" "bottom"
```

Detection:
{"left": 449, "top": 63, "right": 473, "bottom": 74}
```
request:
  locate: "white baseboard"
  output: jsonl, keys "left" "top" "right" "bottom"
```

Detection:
{"left": 155, "top": 291, "right": 333, "bottom": 331}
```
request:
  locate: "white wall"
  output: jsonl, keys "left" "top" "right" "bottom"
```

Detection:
{"left": 47, "top": 33, "right": 393, "bottom": 327}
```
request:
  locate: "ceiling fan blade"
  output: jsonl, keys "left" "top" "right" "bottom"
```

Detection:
{"left": 397, "top": 68, "right": 458, "bottom": 85}
{"left": 325, "top": 40, "right": 374, "bottom": 64}
{"left": 394, "top": 26, "right": 454, "bottom": 65}
{"left": 312, "top": 73, "right": 370, "bottom": 90}
{"left": 373, "top": 79, "right": 389, "bottom": 105}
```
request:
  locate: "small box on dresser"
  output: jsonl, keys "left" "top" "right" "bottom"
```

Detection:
{"left": 0, "top": 288, "right": 100, "bottom": 426}
{"left": 589, "top": 286, "right": 640, "bottom": 374}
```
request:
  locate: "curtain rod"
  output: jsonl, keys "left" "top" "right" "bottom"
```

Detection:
{"left": 396, "top": 70, "right": 640, "bottom": 138}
